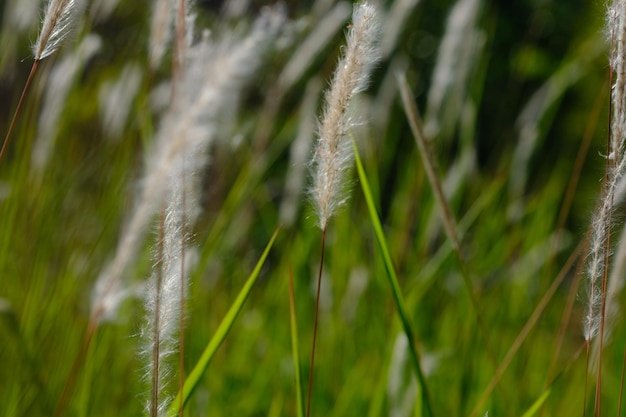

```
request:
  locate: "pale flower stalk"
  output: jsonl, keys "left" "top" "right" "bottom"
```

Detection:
{"left": 306, "top": 5, "right": 380, "bottom": 416}
{"left": 311, "top": 2, "right": 381, "bottom": 230}
{"left": 144, "top": 162, "right": 194, "bottom": 417}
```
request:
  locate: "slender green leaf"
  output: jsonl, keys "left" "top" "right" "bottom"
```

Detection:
{"left": 167, "top": 227, "right": 281, "bottom": 417}
{"left": 520, "top": 388, "right": 551, "bottom": 417}
{"left": 352, "top": 139, "right": 433, "bottom": 417}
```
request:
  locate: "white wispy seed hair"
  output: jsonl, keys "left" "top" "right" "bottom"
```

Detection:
{"left": 311, "top": 2, "right": 381, "bottom": 230}
{"left": 585, "top": 0, "right": 626, "bottom": 342}
{"left": 33, "top": 0, "right": 78, "bottom": 60}
{"left": 91, "top": 6, "right": 285, "bottom": 325}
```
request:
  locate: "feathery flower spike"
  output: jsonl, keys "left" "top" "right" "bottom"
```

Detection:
{"left": 307, "top": 5, "right": 380, "bottom": 417}
{"left": 311, "top": 2, "right": 381, "bottom": 230}
{"left": 585, "top": 0, "right": 626, "bottom": 343}
{"left": 34, "top": 0, "right": 77, "bottom": 60}
{"left": 0, "top": 0, "right": 78, "bottom": 163}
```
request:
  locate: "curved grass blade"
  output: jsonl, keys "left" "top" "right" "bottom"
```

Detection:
{"left": 167, "top": 227, "right": 280, "bottom": 416}
{"left": 520, "top": 388, "right": 551, "bottom": 417}
{"left": 352, "top": 139, "right": 434, "bottom": 417}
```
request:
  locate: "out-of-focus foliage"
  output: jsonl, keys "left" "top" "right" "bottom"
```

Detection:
{"left": 0, "top": 0, "right": 618, "bottom": 416}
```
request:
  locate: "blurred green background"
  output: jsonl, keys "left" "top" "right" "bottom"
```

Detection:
{"left": 0, "top": 0, "right": 619, "bottom": 416}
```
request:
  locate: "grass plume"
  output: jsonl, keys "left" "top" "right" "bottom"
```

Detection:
{"left": 583, "top": 1, "right": 626, "bottom": 413}
{"left": 310, "top": 1, "right": 381, "bottom": 230}
{"left": 0, "top": 0, "right": 621, "bottom": 415}
{"left": 1, "top": 0, "right": 78, "bottom": 163}
{"left": 33, "top": 0, "right": 77, "bottom": 60}
{"left": 307, "top": 3, "right": 380, "bottom": 416}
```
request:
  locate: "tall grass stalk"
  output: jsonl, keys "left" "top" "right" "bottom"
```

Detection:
{"left": 0, "top": 0, "right": 616, "bottom": 415}
{"left": 91, "top": 9, "right": 284, "bottom": 326}
{"left": 171, "top": 2, "right": 188, "bottom": 415}
{"left": 144, "top": 10, "right": 284, "bottom": 416}
{"left": 307, "top": 3, "right": 380, "bottom": 416}
{"left": 145, "top": 180, "right": 190, "bottom": 417}
{"left": 310, "top": 2, "right": 380, "bottom": 231}
{"left": 1, "top": 0, "right": 77, "bottom": 163}
{"left": 398, "top": 72, "right": 504, "bottom": 387}
{"left": 585, "top": 2, "right": 626, "bottom": 413}
{"left": 469, "top": 241, "right": 583, "bottom": 417}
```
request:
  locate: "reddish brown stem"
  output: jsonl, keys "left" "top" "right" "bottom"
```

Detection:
{"left": 306, "top": 227, "right": 326, "bottom": 417}
{"left": 596, "top": 32, "right": 617, "bottom": 416}
{"left": 1, "top": 60, "right": 39, "bottom": 164}
{"left": 151, "top": 210, "right": 166, "bottom": 417}
{"left": 584, "top": 340, "right": 590, "bottom": 417}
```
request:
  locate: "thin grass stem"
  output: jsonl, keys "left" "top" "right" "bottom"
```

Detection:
{"left": 585, "top": 340, "right": 590, "bottom": 417}
{"left": 398, "top": 72, "right": 503, "bottom": 392}
{"left": 0, "top": 61, "right": 39, "bottom": 164}
{"left": 151, "top": 210, "right": 166, "bottom": 417}
{"left": 469, "top": 240, "right": 582, "bottom": 417}
{"left": 306, "top": 227, "right": 326, "bottom": 417}
{"left": 541, "top": 236, "right": 587, "bottom": 417}
{"left": 595, "top": 24, "right": 618, "bottom": 414}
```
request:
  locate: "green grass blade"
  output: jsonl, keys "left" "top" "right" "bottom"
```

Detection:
{"left": 519, "top": 388, "right": 551, "bottom": 417}
{"left": 167, "top": 227, "right": 281, "bottom": 417}
{"left": 352, "top": 139, "right": 434, "bottom": 417}
{"left": 288, "top": 264, "right": 305, "bottom": 417}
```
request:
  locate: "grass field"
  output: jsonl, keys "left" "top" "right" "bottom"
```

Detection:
{"left": 0, "top": 0, "right": 622, "bottom": 416}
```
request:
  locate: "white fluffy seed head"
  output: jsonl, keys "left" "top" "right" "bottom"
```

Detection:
{"left": 311, "top": 2, "right": 381, "bottom": 229}
{"left": 33, "top": 0, "right": 78, "bottom": 60}
{"left": 91, "top": 7, "right": 285, "bottom": 325}
{"left": 583, "top": 0, "right": 626, "bottom": 343}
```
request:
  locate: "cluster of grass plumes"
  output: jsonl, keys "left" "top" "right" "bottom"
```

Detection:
{"left": 1, "top": 0, "right": 626, "bottom": 416}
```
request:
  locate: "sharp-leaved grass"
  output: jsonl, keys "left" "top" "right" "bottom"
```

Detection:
{"left": 138, "top": 9, "right": 285, "bottom": 416}
{"left": 307, "top": 3, "right": 380, "bottom": 416}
